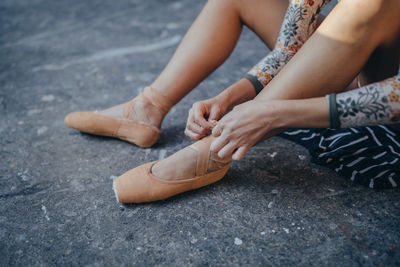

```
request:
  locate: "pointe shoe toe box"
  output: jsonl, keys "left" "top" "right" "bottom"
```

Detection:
{"left": 113, "top": 162, "right": 190, "bottom": 203}
{"left": 64, "top": 112, "right": 118, "bottom": 136}
{"left": 113, "top": 162, "right": 158, "bottom": 203}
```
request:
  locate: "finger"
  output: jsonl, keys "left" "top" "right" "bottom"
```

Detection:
{"left": 211, "top": 123, "right": 222, "bottom": 137}
{"left": 217, "top": 142, "right": 238, "bottom": 159}
{"left": 187, "top": 108, "right": 207, "bottom": 132}
{"left": 184, "top": 128, "right": 203, "bottom": 141}
{"left": 210, "top": 135, "right": 229, "bottom": 153}
{"left": 185, "top": 128, "right": 203, "bottom": 141}
{"left": 208, "top": 106, "right": 221, "bottom": 121}
{"left": 208, "top": 120, "right": 217, "bottom": 133}
{"left": 186, "top": 121, "right": 207, "bottom": 135}
{"left": 186, "top": 108, "right": 194, "bottom": 127}
{"left": 232, "top": 146, "right": 248, "bottom": 161}
{"left": 193, "top": 106, "right": 213, "bottom": 130}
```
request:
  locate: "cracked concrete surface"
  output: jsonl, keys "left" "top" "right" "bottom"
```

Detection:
{"left": 1, "top": 0, "right": 399, "bottom": 266}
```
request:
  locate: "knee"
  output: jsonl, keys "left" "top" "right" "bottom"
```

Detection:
{"left": 339, "top": 0, "right": 400, "bottom": 40}
{"left": 206, "top": 0, "right": 241, "bottom": 16}
{"left": 332, "top": 0, "right": 400, "bottom": 46}
{"left": 207, "top": 0, "right": 239, "bottom": 7}
{"left": 339, "top": 0, "right": 381, "bottom": 28}
{"left": 341, "top": 0, "right": 382, "bottom": 17}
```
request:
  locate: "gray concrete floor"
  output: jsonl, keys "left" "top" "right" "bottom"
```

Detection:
{"left": 1, "top": 0, "right": 399, "bottom": 266}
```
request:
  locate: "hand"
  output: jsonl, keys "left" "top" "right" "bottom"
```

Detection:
{"left": 185, "top": 96, "right": 229, "bottom": 141}
{"left": 210, "top": 100, "right": 282, "bottom": 160}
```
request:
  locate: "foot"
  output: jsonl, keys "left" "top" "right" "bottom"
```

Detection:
{"left": 99, "top": 97, "right": 164, "bottom": 129}
{"left": 152, "top": 136, "right": 230, "bottom": 181}
{"left": 112, "top": 135, "right": 232, "bottom": 203}
{"left": 64, "top": 86, "right": 174, "bottom": 147}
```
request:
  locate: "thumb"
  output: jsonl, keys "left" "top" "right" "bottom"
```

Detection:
{"left": 207, "top": 109, "right": 219, "bottom": 130}
{"left": 192, "top": 104, "right": 214, "bottom": 130}
{"left": 208, "top": 106, "right": 222, "bottom": 121}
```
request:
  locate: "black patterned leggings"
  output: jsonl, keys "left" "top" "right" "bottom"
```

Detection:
{"left": 280, "top": 125, "right": 400, "bottom": 189}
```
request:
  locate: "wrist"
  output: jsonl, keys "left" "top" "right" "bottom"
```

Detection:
{"left": 265, "top": 100, "right": 288, "bottom": 129}
{"left": 219, "top": 78, "right": 257, "bottom": 111}
{"left": 212, "top": 93, "right": 230, "bottom": 115}
{"left": 276, "top": 98, "right": 330, "bottom": 128}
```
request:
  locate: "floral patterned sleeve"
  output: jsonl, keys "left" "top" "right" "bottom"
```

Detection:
{"left": 244, "top": 0, "right": 331, "bottom": 94}
{"left": 329, "top": 71, "right": 400, "bottom": 128}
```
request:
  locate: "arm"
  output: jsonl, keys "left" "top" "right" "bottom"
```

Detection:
{"left": 210, "top": 0, "right": 400, "bottom": 160}
{"left": 184, "top": 78, "right": 256, "bottom": 140}
{"left": 331, "top": 74, "right": 400, "bottom": 128}
{"left": 250, "top": 72, "right": 400, "bottom": 131}
{"left": 185, "top": 0, "right": 330, "bottom": 140}
{"left": 244, "top": 0, "right": 330, "bottom": 93}
{"left": 211, "top": 73, "right": 400, "bottom": 147}
{"left": 210, "top": 74, "right": 400, "bottom": 160}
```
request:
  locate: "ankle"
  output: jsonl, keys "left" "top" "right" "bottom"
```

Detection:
{"left": 129, "top": 99, "right": 166, "bottom": 129}
{"left": 136, "top": 86, "right": 174, "bottom": 128}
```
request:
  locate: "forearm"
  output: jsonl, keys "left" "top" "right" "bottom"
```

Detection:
{"left": 330, "top": 74, "right": 400, "bottom": 128}
{"left": 255, "top": 0, "right": 397, "bottom": 102}
{"left": 245, "top": 0, "right": 330, "bottom": 92}
{"left": 265, "top": 97, "right": 330, "bottom": 130}
{"left": 259, "top": 74, "right": 400, "bottom": 131}
{"left": 215, "top": 78, "right": 256, "bottom": 111}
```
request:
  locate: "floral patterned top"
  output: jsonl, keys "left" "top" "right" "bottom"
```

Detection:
{"left": 244, "top": 0, "right": 329, "bottom": 93}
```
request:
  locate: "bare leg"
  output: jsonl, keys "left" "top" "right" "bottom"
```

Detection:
{"left": 151, "top": 0, "right": 288, "bottom": 103}
{"left": 102, "top": 0, "right": 288, "bottom": 130}
{"left": 153, "top": 0, "right": 400, "bottom": 182}
{"left": 150, "top": 0, "right": 290, "bottom": 180}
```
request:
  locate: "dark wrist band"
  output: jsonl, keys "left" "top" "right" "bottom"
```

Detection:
{"left": 328, "top": 93, "right": 341, "bottom": 129}
{"left": 243, "top": 74, "right": 264, "bottom": 95}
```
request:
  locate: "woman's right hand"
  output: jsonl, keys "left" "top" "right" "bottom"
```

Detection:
{"left": 185, "top": 96, "right": 229, "bottom": 140}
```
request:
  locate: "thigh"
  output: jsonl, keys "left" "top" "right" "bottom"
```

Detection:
{"left": 343, "top": 32, "right": 400, "bottom": 91}
{"left": 361, "top": 37, "right": 400, "bottom": 85}
{"left": 339, "top": 0, "right": 400, "bottom": 91}
{"left": 235, "top": 0, "right": 289, "bottom": 50}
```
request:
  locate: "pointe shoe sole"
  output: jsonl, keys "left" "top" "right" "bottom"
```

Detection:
{"left": 64, "top": 111, "right": 160, "bottom": 148}
{"left": 113, "top": 161, "right": 231, "bottom": 203}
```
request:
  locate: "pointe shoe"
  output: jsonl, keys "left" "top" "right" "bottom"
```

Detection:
{"left": 113, "top": 136, "right": 232, "bottom": 203}
{"left": 64, "top": 86, "right": 173, "bottom": 148}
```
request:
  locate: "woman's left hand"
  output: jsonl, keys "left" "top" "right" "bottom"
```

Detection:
{"left": 210, "top": 100, "right": 282, "bottom": 161}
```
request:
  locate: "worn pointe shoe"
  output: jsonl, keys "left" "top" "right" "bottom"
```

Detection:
{"left": 113, "top": 136, "right": 232, "bottom": 203}
{"left": 64, "top": 86, "right": 173, "bottom": 148}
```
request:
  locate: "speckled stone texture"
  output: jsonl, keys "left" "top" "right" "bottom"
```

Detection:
{"left": 1, "top": 0, "right": 399, "bottom": 266}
